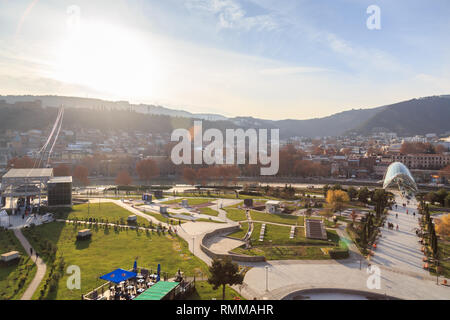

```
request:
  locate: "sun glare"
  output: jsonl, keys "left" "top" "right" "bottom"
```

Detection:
{"left": 53, "top": 21, "right": 159, "bottom": 98}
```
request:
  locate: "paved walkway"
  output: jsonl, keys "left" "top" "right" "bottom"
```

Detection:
{"left": 371, "top": 193, "right": 427, "bottom": 275}
{"left": 13, "top": 229, "right": 47, "bottom": 300}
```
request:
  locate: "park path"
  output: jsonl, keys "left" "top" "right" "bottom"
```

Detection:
{"left": 13, "top": 229, "right": 47, "bottom": 300}
{"left": 110, "top": 199, "right": 238, "bottom": 266}
{"left": 370, "top": 192, "right": 427, "bottom": 277}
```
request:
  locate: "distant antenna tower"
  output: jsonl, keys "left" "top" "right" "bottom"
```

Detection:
{"left": 34, "top": 105, "right": 64, "bottom": 168}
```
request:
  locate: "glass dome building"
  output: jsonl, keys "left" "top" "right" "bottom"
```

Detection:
{"left": 383, "top": 162, "right": 418, "bottom": 194}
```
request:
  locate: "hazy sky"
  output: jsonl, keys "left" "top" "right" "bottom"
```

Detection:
{"left": 1, "top": 0, "right": 449, "bottom": 119}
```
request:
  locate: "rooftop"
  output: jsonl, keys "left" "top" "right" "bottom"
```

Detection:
{"left": 2, "top": 168, "right": 53, "bottom": 179}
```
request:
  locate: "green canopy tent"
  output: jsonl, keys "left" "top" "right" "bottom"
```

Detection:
{"left": 133, "top": 281, "right": 179, "bottom": 300}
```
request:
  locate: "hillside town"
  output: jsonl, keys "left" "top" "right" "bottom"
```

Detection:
{"left": 1, "top": 123, "right": 449, "bottom": 186}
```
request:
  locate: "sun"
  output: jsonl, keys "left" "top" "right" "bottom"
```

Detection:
{"left": 52, "top": 21, "right": 160, "bottom": 99}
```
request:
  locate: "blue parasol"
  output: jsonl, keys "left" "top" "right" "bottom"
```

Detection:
{"left": 156, "top": 263, "right": 161, "bottom": 282}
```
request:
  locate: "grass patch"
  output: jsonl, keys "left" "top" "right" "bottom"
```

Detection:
{"left": 185, "top": 281, "right": 245, "bottom": 300}
{"left": 0, "top": 230, "right": 37, "bottom": 300}
{"left": 198, "top": 207, "right": 219, "bottom": 217}
{"left": 224, "top": 208, "right": 247, "bottom": 222}
{"left": 22, "top": 222, "right": 209, "bottom": 300}
{"left": 55, "top": 203, "right": 149, "bottom": 226}
{"left": 139, "top": 211, "right": 187, "bottom": 226}
{"left": 228, "top": 223, "right": 250, "bottom": 240}
{"left": 231, "top": 224, "right": 344, "bottom": 260}
{"left": 232, "top": 246, "right": 328, "bottom": 260}
{"left": 196, "top": 218, "right": 225, "bottom": 224}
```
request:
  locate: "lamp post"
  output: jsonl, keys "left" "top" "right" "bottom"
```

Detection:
{"left": 265, "top": 266, "right": 269, "bottom": 292}
{"left": 192, "top": 237, "right": 195, "bottom": 256}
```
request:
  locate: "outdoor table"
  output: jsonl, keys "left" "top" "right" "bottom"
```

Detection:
{"left": 126, "top": 285, "right": 134, "bottom": 290}
{"left": 147, "top": 282, "right": 154, "bottom": 287}
{"left": 137, "top": 279, "right": 145, "bottom": 283}
{"left": 137, "top": 275, "right": 144, "bottom": 279}
{"left": 137, "top": 288, "right": 145, "bottom": 293}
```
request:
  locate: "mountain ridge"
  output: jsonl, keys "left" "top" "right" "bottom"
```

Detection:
{"left": 1, "top": 94, "right": 449, "bottom": 138}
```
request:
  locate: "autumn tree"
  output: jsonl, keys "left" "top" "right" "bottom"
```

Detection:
{"left": 182, "top": 167, "right": 197, "bottom": 186}
{"left": 7, "top": 156, "right": 34, "bottom": 169}
{"left": 439, "top": 165, "right": 450, "bottom": 179}
{"left": 196, "top": 168, "right": 210, "bottom": 186}
{"left": 53, "top": 164, "right": 71, "bottom": 177}
{"left": 115, "top": 170, "right": 132, "bottom": 186}
{"left": 435, "top": 214, "right": 450, "bottom": 237}
{"left": 136, "top": 159, "right": 159, "bottom": 184}
{"left": 326, "top": 190, "right": 350, "bottom": 215}
{"left": 400, "top": 142, "right": 435, "bottom": 154}
{"left": 73, "top": 165, "right": 90, "bottom": 186}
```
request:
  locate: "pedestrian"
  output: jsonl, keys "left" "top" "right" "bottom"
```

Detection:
{"left": 35, "top": 252, "right": 39, "bottom": 262}
{"left": 30, "top": 247, "right": 33, "bottom": 256}
{"left": 396, "top": 225, "right": 399, "bottom": 231}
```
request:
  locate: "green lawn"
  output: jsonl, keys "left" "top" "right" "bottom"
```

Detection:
{"left": 185, "top": 281, "right": 245, "bottom": 300}
{"left": 232, "top": 245, "right": 328, "bottom": 260}
{"left": 198, "top": 207, "right": 219, "bottom": 217}
{"left": 22, "top": 222, "right": 209, "bottom": 300}
{"left": 224, "top": 208, "right": 247, "bottom": 221}
{"left": 55, "top": 203, "right": 149, "bottom": 226}
{"left": 0, "top": 230, "right": 37, "bottom": 300}
{"left": 228, "top": 223, "right": 250, "bottom": 240}
{"left": 231, "top": 223, "right": 344, "bottom": 260}
{"left": 196, "top": 218, "right": 225, "bottom": 224}
{"left": 249, "top": 210, "right": 304, "bottom": 226}
{"left": 137, "top": 208, "right": 188, "bottom": 225}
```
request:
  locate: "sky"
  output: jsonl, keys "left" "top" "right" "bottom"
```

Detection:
{"left": 0, "top": 0, "right": 449, "bottom": 120}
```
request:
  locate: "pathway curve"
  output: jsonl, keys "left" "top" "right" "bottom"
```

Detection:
{"left": 110, "top": 199, "right": 238, "bottom": 266}
{"left": 13, "top": 229, "right": 47, "bottom": 300}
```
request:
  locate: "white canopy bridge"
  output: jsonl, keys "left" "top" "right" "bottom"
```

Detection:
{"left": 0, "top": 106, "right": 71, "bottom": 215}
{"left": 34, "top": 106, "right": 64, "bottom": 168}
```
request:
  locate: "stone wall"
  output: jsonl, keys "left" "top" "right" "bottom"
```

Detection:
{"left": 200, "top": 225, "right": 266, "bottom": 263}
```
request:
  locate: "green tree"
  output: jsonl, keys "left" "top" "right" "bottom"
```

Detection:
{"left": 332, "top": 184, "right": 342, "bottom": 190}
{"left": 435, "top": 189, "right": 448, "bottom": 207}
{"left": 208, "top": 258, "right": 244, "bottom": 300}
{"left": 445, "top": 194, "right": 450, "bottom": 208}
{"left": 347, "top": 187, "right": 357, "bottom": 201}
{"left": 357, "top": 187, "right": 370, "bottom": 204}
{"left": 373, "top": 189, "right": 388, "bottom": 218}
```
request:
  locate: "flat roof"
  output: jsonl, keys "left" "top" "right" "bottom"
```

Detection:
{"left": 48, "top": 176, "right": 72, "bottom": 183}
{"left": 133, "top": 281, "right": 179, "bottom": 300}
{"left": 2, "top": 168, "right": 53, "bottom": 179}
